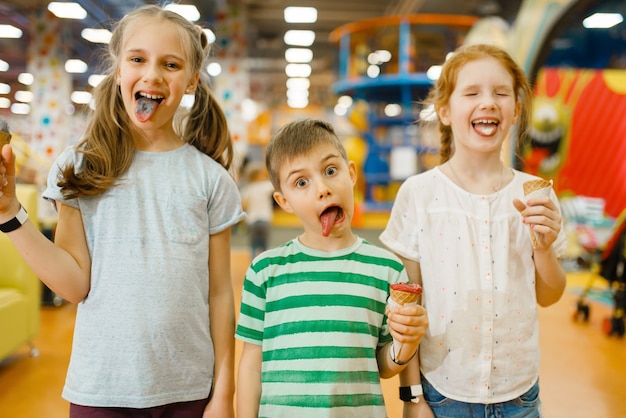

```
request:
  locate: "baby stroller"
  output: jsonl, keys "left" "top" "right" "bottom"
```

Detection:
{"left": 573, "top": 208, "right": 626, "bottom": 336}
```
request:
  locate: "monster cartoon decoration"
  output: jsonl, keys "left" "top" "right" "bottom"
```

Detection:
{"left": 523, "top": 68, "right": 592, "bottom": 179}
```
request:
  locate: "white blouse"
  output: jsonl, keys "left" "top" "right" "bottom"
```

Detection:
{"left": 380, "top": 166, "right": 567, "bottom": 403}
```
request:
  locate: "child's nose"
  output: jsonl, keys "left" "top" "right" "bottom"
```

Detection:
{"left": 143, "top": 65, "right": 164, "bottom": 83}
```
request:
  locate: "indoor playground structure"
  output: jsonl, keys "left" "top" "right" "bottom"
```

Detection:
{"left": 330, "top": 14, "right": 477, "bottom": 210}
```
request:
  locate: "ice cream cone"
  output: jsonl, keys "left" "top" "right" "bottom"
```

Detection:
{"left": 523, "top": 178, "right": 553, "bottom": 248}
{"left": 388, "top": 283, "right": 422, "bottom": 364}
{"left": 390, "top": 287, "right": 420, "bottom": 306}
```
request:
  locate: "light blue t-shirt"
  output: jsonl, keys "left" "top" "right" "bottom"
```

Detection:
{"left": 43, "top": 144, "right": 245, "bottom": 408}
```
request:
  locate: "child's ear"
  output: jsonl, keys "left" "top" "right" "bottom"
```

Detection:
{"left": 348, "top": 160, "right": 357, "bottom": 186}
{"left": 186, "top": 72, "right": 200, "bottom": 94}
{"left": 438, "top": 105, "right": 451, "bottom": 126}
{"left": 273, "top": 191, "right": 293, "bottom": 213}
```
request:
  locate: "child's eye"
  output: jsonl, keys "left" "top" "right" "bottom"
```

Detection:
{"left": 325, "top": 166, "right": 337, "bottom": 176}
{"left": 295, "top": 178, "right": 308, "bottom": 188}
{"left": 165, "top": 62, "right": 180, "bottom": 69}
{"left": 130, "top": 57, "right": 144, "bottom": 63}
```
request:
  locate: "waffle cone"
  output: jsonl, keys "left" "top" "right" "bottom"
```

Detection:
{"left": 0, "top": 131, "right": 10, "bottom": 146}
{"left": 390, "top": 288, "right": 420, "bottom": 305}
{"left": 523, "top": 179, "right": 551, "bottom": 196}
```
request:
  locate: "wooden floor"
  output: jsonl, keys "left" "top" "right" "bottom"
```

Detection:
{"left": 1, "top": 250, "right": 626, "bottom": 418}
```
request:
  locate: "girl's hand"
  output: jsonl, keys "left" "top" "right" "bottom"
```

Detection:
{"left": 513, "top": 196, "right": 562, "bottom": 251}
{"left": 386, "top": 303, "right": 428, "bottom": 358}
{"left": 202, "top": 396, "right": 234, "bottom": 418}
{"left": 0, "top": 144, "right": 19, "bottom": 219}
{"left": 403, "top": 399, "right": 435, "bottom": 418}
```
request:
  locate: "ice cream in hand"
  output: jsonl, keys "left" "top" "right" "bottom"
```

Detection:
{"left": 523, "top": 178, "right": 553, "bottom": 248}
{"left": 388, "top": 282, "right": 422, "bottom": 364}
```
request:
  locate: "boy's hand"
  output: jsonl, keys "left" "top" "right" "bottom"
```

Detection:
{"left": 386, "top": 303, "right": 428, "bottom": 360}
{"left": 403, "top": 399, "right": 435, "bottom": 418}
{"left": 513, "top": 196, "right": 562, "bottom": 251}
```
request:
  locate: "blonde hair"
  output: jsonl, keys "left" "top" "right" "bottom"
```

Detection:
{"left": 59, "top": 4, "right": 232, "bottom": 198}
{"left": 265, "top": 118, "right": 347, "bottom": 192}
{"left": 424, "top": 43, "right": 532, "bottom": 164}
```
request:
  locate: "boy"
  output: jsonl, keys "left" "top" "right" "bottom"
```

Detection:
{"left": 236, "top": 118, "right": 428, "bottom": 417}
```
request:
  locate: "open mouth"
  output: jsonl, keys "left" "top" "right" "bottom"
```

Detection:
{"left": 320, "top": 205, "right": 344, "bottom": 237}
{"left": 472, "top": 118, "right": 499, "bottom": 136}
{"left": 135, "top": 92, "right": 164, "bottom": 122}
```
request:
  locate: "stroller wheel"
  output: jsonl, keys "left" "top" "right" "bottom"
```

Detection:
{"left": 572, "top": 301, "right": 590, "bottom": 322}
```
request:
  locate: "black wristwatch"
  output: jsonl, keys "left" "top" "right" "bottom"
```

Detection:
{"left": 399, "top": 384, "right": 423, "bottom": 403}
{"left": 0, "top": 205, "right": 28, "bottom": 233}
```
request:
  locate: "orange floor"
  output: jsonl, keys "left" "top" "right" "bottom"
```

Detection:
{"left": 1, "top": 250, "right": 626, "bottom": 417}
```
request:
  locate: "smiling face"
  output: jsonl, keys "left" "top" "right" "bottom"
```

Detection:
{"left": 272, "top": 142, "right": 357, "bottom": 248}
{"left": 117, "top": 18, "right": 199, "bottom": 134}
{"left": 438, "top": 56, "right": 520, "bottom": 156}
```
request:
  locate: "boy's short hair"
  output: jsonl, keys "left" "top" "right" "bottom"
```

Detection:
{"left": 265, "top": 118, "right": 348, "bottom": 191}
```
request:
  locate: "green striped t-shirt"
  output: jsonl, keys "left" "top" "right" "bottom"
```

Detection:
{"left": 236, "top": 236, "right": 408, "bottom": 418}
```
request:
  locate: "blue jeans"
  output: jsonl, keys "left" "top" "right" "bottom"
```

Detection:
{"left": 422, "top": 377, "right": 542, "bottom": 418}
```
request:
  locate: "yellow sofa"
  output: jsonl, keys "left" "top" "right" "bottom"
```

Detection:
{"left": 0, "top": 184, "right": 42, "bottom": 360}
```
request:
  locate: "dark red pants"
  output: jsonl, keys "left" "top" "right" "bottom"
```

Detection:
{"left": 69, "top": 397, "right": 210, "bottom": 418}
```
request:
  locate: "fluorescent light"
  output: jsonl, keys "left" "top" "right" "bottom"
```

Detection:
{"left": 15, "top": 91, "right": 33, "bottom": 103}
{"left": 286, "top": 78, "right": 310, "bottom": 90}
{"left": 0, "top": 24, "right": 23, "bottom": 38}
{"left": 0, "top": 60, "right": 8, "bottom": 72}
{"left": 207, "top": 62, "right": 222, "bottom": 76}
{"left": 285, "top": 63, "right": 311, "bottom": 78}
{"left": 48, "top": 2, "right": 87, "bottom": 19}
{"left": 285, "top": 48, "right": 313, "bottom": 63}
{"left": 284, "top": 7, "right": 317, "bottom": 23}
{"left": 81, "top": 28, "right": 112, "bottom": 44}
{"left": 65, "top": 59, "right": 88, "bottom": 74}
{"left": 71, "top": 91, "right": 93, "bottom": 104}
{"left": 287, "top": 96, "right": 308, "bottom": 109}
{"left": 164, "top": 4, "right": 200, "bottom": 22}
{"left": 427, "top": 65, "right": 442, "bottom": 80}
{"left": 0, "top": 83, "right": 10, "bottom": 94}
{"left": 284, "top": 30, "right": 315, "bottom": 47}
{"left": 11, "top": 102, "right": 30, "bottom": 115}
{"left": 203, "top": 29, "right": 216, "bottom": 44}
{"left": 583, "top": 13, "right": 623, "bottom": 29}
{"left": 88, "top": 74, "right": 106, "bottom": 87}
{"left": 18, "top": 73, "right": 34, "bottom": 85}
{"left": 286, "top": 89, "right": 309, "bottom": 100}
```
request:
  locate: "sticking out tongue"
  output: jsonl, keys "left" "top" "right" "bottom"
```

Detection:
{"left": 320, "top": 207, "right": 340, "bottom": 237}
{"left": 136, "top": 97, "right": 158, "bottom": 122}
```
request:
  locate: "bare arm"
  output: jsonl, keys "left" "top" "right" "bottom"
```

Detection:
{"left": 513, "top": 197, "right": 566, "bottom": 307}
{"left": 236, "top": 342, "right": 262, "bottom": 418}
{"left": 203, "top": 228, "right": 236, "bottom": 418}
{"left": 1, "top": 145, "right": 91, "bottom": 303}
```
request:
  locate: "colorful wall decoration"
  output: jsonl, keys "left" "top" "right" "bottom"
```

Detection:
{"left": 523, "top": 67, "right": 626, "bottom": 218}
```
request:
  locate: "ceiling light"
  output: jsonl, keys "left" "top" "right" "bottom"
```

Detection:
{"left": 286, "top": 78, "right": 310, "bottom": 90}
{"left": 384, "top": 103, "right": 402, "bottom": 117}
{"left": 0, "top": 60, "right": 8, "bottom": 72}
{"left": 284, "top": 30, "right": 315, "bottom": 47}
{"left": 427, "top": 65, "right": 442, "bottom": 80}
{"left": 583, "top": 13, "right": 623, "bottom": 29}
{"left": 11, "top": 102, "right": 30, "bottom": 115}
{"left": 287, "top": 97, "right": 308, "bottom": 109}
{"left": 15, "top": 91, "right": 33, "bottom": 103}
{"left": 88, "top": 74, "right": 106, "bottom": 87}
{"left": 203, "top": 29, "right": 216, "bottom": 44}
{"left": 18, "top": 73, "right": 33, "bottom": 85}
{"left": 285, "top": 48, "right": 313, "bottom": 63}
{"left": 287, "top": 89, "right": 309, "bottom": 100}
{"left": 65, "top": 59, "right": 88, "bottom": 74}
{"left": 0, "top": 24, "right": 23, "bottom": 38}
{"left": 366, "top": 64, "right": 380, "bottom": 78}
{"left": 81, "top": 28, "right": 112, "bottom": 44}
{"left": 284, "top": 7, "right": 317, "bottom": 23}
{"left": 71, "top": 91, "right": 92, "bottom": 104}
{"left": 207, "top": 62, "right": 222, "bottom": 77}
{"left": 0, "top": 98, "right": 10, "bottom": 108}
{"left": 337, "top": 95, "right": 353, "bottom": 108}
{"left": 164, "top": 4, "right": 200, "bottom": 22}
{"left": 48, "top": 2, "right": 87, "bottom": 19}
{"left": 334, "top": 104, "right": 348, "bottom": 117}
{"left": 0, "top": 83, "right": 10, "bottom": 94}
{"left": 285, "top": 63, "right": 311, "bottom": 78}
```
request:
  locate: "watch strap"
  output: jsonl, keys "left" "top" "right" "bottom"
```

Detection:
{"left": 399, "top": 384, "right": 423, "bottom": 403}
{"left": 0, "top": 205, "right": 28, "bottom": 233}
